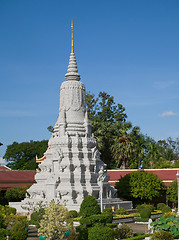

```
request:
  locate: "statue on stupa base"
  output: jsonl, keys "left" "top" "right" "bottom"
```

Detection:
{"left": 9, "top": 21, "right": 132, "bottom": 213}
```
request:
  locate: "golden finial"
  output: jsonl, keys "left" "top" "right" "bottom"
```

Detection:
{"left": 71, "top": 19, "right": 74, "bottom": 53}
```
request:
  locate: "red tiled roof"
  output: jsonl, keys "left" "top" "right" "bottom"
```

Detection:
{"left": 107, "top": 169, "right": 178, "bottom": 187}
{"left": 0, "top": 165, "right": 11, "bottom": 171}
{"left": 0, "top": 169, "right": 178, "bottom": 189}
{"left": 0, "top": 171, "right": 36, "bottom": 188}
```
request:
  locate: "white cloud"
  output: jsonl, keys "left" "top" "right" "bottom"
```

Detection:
{"left": 0, "top": 157, "right": 6, "bottom": 165}
{"left": 159, "top": 111, "right": 178, "bottom": 117}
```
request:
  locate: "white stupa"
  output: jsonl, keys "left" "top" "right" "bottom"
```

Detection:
{"left": 10, "top": 21, "right": 132, "bottom": 212}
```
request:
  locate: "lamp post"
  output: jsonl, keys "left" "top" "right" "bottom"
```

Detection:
{"left": 100, "top": 177, "right": 103, "bottom": 212}
{"left": 176, "top": 170, "right": 179, "bottom": 215}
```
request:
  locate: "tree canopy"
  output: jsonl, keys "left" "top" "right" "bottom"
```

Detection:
{"left": 115, "top": 171, "right": 166, "bottom": 204}
{"left": 166, "top": 180, "right": 178, "bottom": 204}
{"left": 4, "top": 140, "right": 48, "bottom": 170}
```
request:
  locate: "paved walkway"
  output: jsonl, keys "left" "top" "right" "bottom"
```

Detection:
{"left": 128, "top": 222, "right": 148, "bottom": 234}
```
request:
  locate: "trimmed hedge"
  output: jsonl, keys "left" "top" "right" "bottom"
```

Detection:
{"left": 88, "top": 225, "right": 114, "bottom": 240}
{"left": 103, "top": 208, "right": 112, "bottom": 213}
{"left": 122, "top": 234, "right": 151, "bottom": 240}
{"left": 80, "top": 212, "right": 113, "bottom": 227}
{"left": 116, "top": 207, "right": 127, "bottom": 215}
{"left": 162, "top": 205, "right": 171, "bottom": 214}
{"left": 69, "top": 210, "right": 78, "bottom": 218}
{"left": 157, "top": 203, "right": 166, "bottom": 211}
{"left": 79, "top": 195, "right": 101, "bottom": 217}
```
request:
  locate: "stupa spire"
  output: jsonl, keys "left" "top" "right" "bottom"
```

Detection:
{"left": 71, "top": 19, "right": 74, "bottom": 53}
{"left": 65, "top": 20, "right": 80, "bottom": 81}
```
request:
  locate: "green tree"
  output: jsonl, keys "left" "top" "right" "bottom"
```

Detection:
{"left": 4, "top": 140, "right": 48, "bottom": 170}
{"left": 79, "top": 195, "right": 101, "bottom": 217}
{"left": 115, "top": 171, "right": 165, "bottom": 204}
{"left": 5, "top": 186, "right": 30, "bottom": 202}
{"left": 143, "top": 137, "right": 179, "bottom": 169}
{"left": 86, "top": 91, "right": 151, "bottom": 169}
{"left": 167, "top": 180, "right": 178, "bottom": 204}
{"left": 86, "top": 91, "right": 128, "bottom": 168}
{"left": 38, "top": 202, "right": 72, "bottom": 240}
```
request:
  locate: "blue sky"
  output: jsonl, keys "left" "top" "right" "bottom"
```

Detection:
{"left": 0, "top": 0, "right": 179, "bottom": 163}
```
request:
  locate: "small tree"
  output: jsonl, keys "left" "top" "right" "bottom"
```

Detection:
{"left": 115, "top": 171, "right": 165, "bottom": 204}
{"left": 79, "top": 195, "right": 101, "bottom": 217}
{"left": 167, "top": 180, "right": 177, "bottom": 204}
{"left": 38, "top": 202, "right": 72, "bottom": 240}
{"left": 5, "top": 186, "right": 30, "bottom": 202}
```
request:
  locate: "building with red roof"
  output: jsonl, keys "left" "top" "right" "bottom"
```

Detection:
{"left": 0, "top": 170, "right": 36, "bottom": 189}
{"left": 0, "top": 168, "right": 178, "bottom": 190}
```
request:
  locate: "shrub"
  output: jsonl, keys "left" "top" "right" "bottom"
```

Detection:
{"left": 38, "top": 202, "right": 72, "bottom": 240}
{"left": 116, "top": 207, "right": 127, "bottom": 215}
{"left": 69, "top": 210, "right": 78, "bottom": 218}
{"left": 114, "top": 223, "right": 133, "bottom": 239}
{"left": 101, "top": 212, "right": 113, "bottom": 223}
{"left": 79, "top": 195, "right": 101, "bottom": 217}
{"left": 157, "top": 203, "right": 166, "bottom": 211}
{"left": 0, "top": 214, "right": 6, "bottom": 229}
{"left": 103, "top": 208, "right": 112, "bottom": 213}
{"left": 30, "top": 208, "right": 45, "bottom": 228}
{"left": 80, "top": 217, "right": 92, "bottom": 227}
{"left": 136, "top": 204, "right": 153, "bottom": 220}
{"left": 6, "top": 215, "right": 27, "bottom": 232}
{"left": 88, "top": 225, "right": 114, "bottom": 240}
{"left": 80, "top": 212, "right": 113, "bottom": 227}
{"left": 0, "top": 228, "right": 7, "bottom": 240}
{"left": 150, "top": 230, "right": 174, "bottom": 240}
{"left": 106, "top": 223, "right": 118, "bottom": 228}
{"left": 139, "top": 208, "right": 151, "bottom": 219}
{"left": 0, "top": 205, "right": 16, "bottom": 216}
{"left": 76, "top": 225, "right": 88, "bottom": 240}
{"left": 10, "top": 221, "right": 28, "bottom": 240}
{"left": 136, "top": 204, "right": 154, "bottom": 213}
{"left": 5, "top": 186, "right": 29, "bottom": 202}
{"left": 162, "top": 205, "right": 171, "bottom": 214}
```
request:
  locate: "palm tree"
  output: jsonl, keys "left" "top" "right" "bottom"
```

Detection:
{"left": 112, "top": 123, "right": 134, "bottom": 169}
